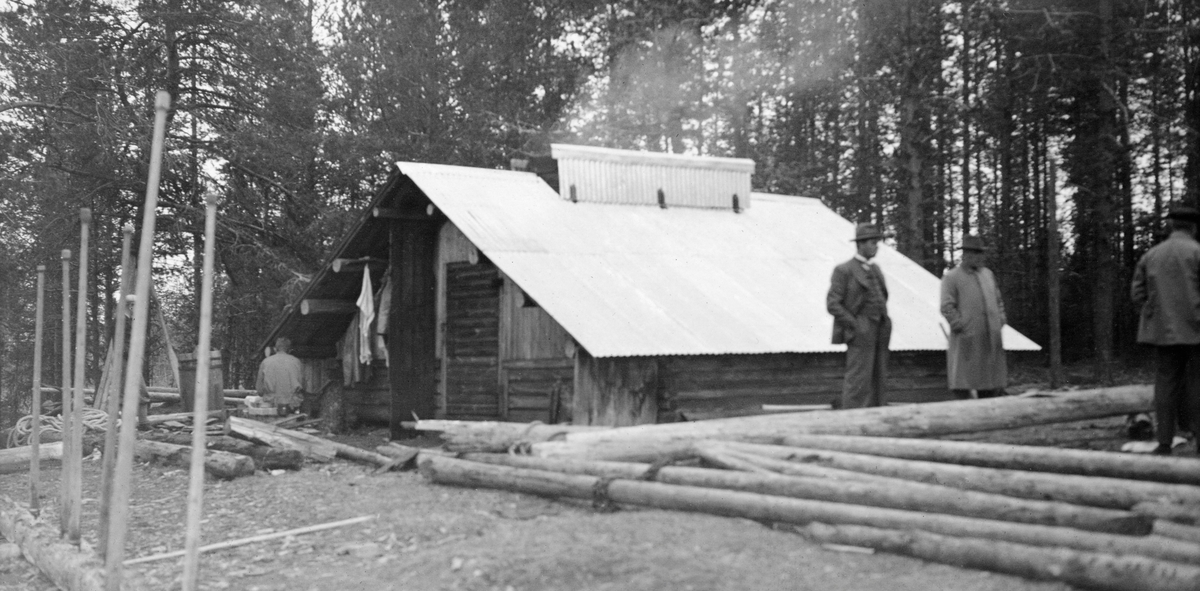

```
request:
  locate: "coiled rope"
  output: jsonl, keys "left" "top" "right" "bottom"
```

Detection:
{"left": 7, "top": 408, "right": 110, "bottom": 448}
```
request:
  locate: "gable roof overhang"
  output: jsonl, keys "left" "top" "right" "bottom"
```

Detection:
{"left": 259, "top": 171, "right": 445, "bottom": 358}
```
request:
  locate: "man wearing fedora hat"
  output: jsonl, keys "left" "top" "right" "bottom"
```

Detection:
{"left": 1131, "top": 205, "right": 1200, "bottom": 456}
{"left": 827, "top": 223, "right": 892, "bottom": 408}
{"left": 940, "top": 235, "right": 1008, "bottom": 399}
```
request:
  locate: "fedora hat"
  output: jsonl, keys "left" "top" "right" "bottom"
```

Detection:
{"left": 851, "top": 223, "right": 886, "bottom": 242}
{"left": 1167, "top": 206, "right": 1200, "bottom": 223}
{"left": 962, "top": 234, "right": 990, "bottom": 252}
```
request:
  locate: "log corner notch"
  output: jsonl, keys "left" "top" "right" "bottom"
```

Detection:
{"left": 0, "top": 495, "right": 147, "bottom": 591}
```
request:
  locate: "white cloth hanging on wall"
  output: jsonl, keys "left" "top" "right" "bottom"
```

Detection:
{"left": 356, "top": 268, "right": 375, "bottom": 365}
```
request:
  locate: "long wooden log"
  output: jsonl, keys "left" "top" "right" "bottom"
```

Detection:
{"left": 122, "top": 515, "right": 373, "bottom": 567}
{"left": 150, "top": 433, "right": 304, "bottom": 471}
{"left": 800, "top": 522, "right": 1200, "bottom": 591}
{"left": 182, "top": 194, "right": 220, "bottom": 591}
{"left": 29, "top": 264, "right": 46, "bottom": 513}
{"left": 1, "top": 442, "right": 64, "bottom": 475}
{"left": 230, "top": 416, "right": 398, "bottom": 469}
{"left": 1154, "top": 520, "right": 1200, "bottom": 544}
{"left": 404, "top": 420, "right": 606, "bottom": 453}
{"left": 59, "top": 248, "right": 74, "bottom": 539}
{"left": 779, "top": 434, "right": 1200, "bottom": 485}
{"left": 98, "top": 223, "right": 134, "bottom": 560}
{"left": 227, "top": 416, "right": 335, "bottom": 462}
{"left": 106, "top": 89, "right": 172, "bottom": 591}
{"left": 420, "top": 455, "right": 1200, "bottom": 566}
{"left": 1133, "top": 502, "right": 1200, "bottom": 525}
{"left": 530, "top": 386, "right": 1153, "bottom": 461}
{"left": 142, "top": 410, "right": 226, "bottom": 426}
{"left": 133, "top": 440, "right": 255, "bottom": 480}
{"left": 462, "top": 452, "right": 1152, "bottom": 535}
{"left": 65, "top": 208, "right": 92, "bottom": 544}
{"left": 717, "top": 441, "right": 1200, "bottom": 509}
{"left": 48, "top": 387, "right": 253, "bottom": 399}
{"left": 0, "top": 495, "right": 145, "bottom": 591}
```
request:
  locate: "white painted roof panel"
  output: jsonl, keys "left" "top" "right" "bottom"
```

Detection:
{"left": 397, "top": 161, "right": 1041, "bottom": 358}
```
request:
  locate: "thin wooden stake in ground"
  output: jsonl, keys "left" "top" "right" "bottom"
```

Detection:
{"left": 105, "top": 90, "right": 170, "bottom": 591}
{"left": 29, "top": 264, "right": 46, "bottom": 514}
{"left": 66, "top": 208, "right": 92, "bottom": 544}
{"left": 98, "top": 224, "right": 134, "bottom": 559}
{"left": 124, "top": 515, "right": 374, "bottom": 567}
{"left": 59, "top": 248, "right": 73, "bottom": 538}
{"left": 181, "top": 194, "right": 218, "bottom": 591}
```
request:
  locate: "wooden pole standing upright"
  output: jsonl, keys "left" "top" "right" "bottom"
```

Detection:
{"left": 1047, "top": 158, "right": 1062, "bottom": 388}
{"left": 65, "top": 208, "right": 91, "bottom": 544}
{"left": 182, "top": 194, "right": 218, "bottom": 591}
{"left": 29, "top": 265, "right": 46, "bottom": 514}
{"left": 58, "top": 248, "right": 72, "bottom": 537}
{"left": 105, "top": 90, "right": 170, "bottom": 591}
{"left": 98, "top": 223, "right": 134, "bottom": 558}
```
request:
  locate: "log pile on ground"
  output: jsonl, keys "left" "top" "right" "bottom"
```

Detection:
{"left": 416, "top": 385, "right": 1200, "bottom": 591}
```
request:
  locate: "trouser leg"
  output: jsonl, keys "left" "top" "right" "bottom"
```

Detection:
{"left": 1155, "top": 345, "right": 1188, "bottom": 447}
{"left": 870, "top": 323, "right": 889, "bottom": 407}
{"left": 842, "top": 319, "right": 879, "bottom": 409}
{"left": 1184, "top": 346, "right": 1200, "bottom": 439}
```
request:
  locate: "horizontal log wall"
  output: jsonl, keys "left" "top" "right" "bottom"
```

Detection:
{"left": 658, "top": 352, "right": 948, "bottom": 421}
{"left": 345, "top": 360, "right": 391, "bottom": 424}
{"left": 503, "top": 358, "right": 574, "bottom": 423}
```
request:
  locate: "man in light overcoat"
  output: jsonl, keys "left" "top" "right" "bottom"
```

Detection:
{"left": 940, "top": 235, "right": 1007, "bottom": 399}
{"left": 827, "top": 223, "right": 891, "bottom": 409}
{"left": 1131, "top": 206, "right": 1200, "bottom": 456}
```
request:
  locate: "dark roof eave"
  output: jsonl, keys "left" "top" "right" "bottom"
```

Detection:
{"left": 257, "top": 168, "right": 407, "bottom": 357}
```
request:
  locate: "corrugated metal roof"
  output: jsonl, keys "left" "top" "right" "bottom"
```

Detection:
{"left": 397, "top": 161, "right": 1041, "bottom": 358}
{"left": 551, "top": 143, "right": 754, "bottom": 209}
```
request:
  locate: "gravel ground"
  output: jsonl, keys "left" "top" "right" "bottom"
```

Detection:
{"left": 0, "top": 415, "right": 1150, "bottom": 591}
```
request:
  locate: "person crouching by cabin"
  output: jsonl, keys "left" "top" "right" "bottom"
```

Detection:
{"left": 1131, "top": 206, "right": 1200, "bottom": 456}
{"left": 256, "top": 336, "right": 304, "bottom": 415}
{"left": 940, "top": 235, "right": 1008, "bottom": 399}
{"left": 826, "top": 223, "right": 892, "bottom": 409}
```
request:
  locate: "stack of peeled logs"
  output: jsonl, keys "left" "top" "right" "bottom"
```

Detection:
{"left": 414, "top": 386, "right": 1200, "bottom": 591}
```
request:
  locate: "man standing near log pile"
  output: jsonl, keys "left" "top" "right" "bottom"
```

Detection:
{"left": 827, "top": 223, "right": 892, "bottom": 409}
{"left": 1131, "top": 206, "right": 1200, "bottom": 456}
{"left": 256, "top": 337, "right": 304, "bottom": 416}
{"left": 940, "top": 235, "right": 1008, "bottom": 399}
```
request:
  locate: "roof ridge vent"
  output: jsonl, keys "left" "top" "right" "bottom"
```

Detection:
{"left": 550, "top": 144, "right": 755, "bottom": 210}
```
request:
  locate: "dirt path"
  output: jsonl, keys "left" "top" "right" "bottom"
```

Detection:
{"left": 0, "top": 416, "right": 1139, "bottom": 591}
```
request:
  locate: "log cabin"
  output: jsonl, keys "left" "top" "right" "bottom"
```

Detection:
{"left": 261, "top": 144, "right": 1040, "bottom": 437}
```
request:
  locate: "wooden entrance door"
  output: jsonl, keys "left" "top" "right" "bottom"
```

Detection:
{"left": 443, "top": 261, "right": 501, "bottom": 419}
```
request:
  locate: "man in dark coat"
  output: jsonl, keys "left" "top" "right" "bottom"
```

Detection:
{"left": 827, "top": 223, "right": 891, "bottom": 408}
{"left": 940, "top": 235, "right": 1007, "bottom": 399}
{"left": 1131, "top": 206, "right": 1200, "bottom": 455}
